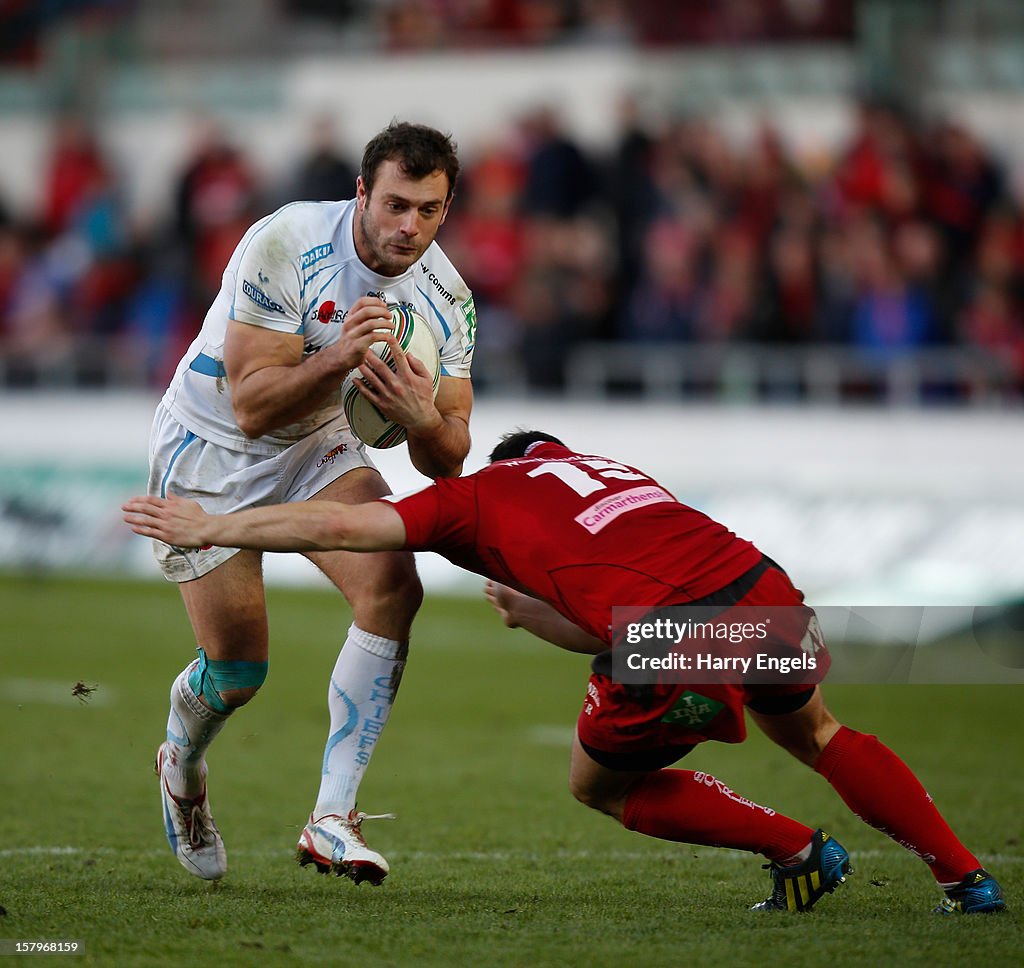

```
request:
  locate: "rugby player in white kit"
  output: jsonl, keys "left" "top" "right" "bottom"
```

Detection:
{"left": 148, "top": 121, "right": 475, "bottom": 884}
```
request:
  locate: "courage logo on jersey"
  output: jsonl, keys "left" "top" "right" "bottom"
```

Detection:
{"left": 243, "top": 278, "right": 285, "bottom": 314}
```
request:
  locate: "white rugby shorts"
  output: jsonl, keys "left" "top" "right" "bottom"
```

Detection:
{"left": 147, "top": 403, "right": 377, "bottom": 582}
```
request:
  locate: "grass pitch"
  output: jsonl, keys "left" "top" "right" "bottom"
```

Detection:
{"left": 0, "top": 574, "right": 1020, "bottom": 967}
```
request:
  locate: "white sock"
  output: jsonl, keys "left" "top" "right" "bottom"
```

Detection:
{"left": 314, "top": 623, "right": 407, "bottom": 818}
{"left": 163, "top": 663, "right": 230, "bottom": 798}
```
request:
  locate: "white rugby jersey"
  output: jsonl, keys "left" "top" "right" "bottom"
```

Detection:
{"left": 161, "top": 199, "right": 476, "bottom": 454}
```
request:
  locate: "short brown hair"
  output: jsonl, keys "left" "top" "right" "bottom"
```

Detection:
{"left": 360, "top": 121, "right": 460, "bottom": 199}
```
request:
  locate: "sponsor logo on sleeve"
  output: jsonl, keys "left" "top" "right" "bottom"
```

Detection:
{"left": 242, "top": 278, "right": 285, "bottom": 314}
{"left": 459, "top": 295, "right": 477, "bottom": 362}
{"left": 300, "top": 243, "right": 335, "bottom": 269}
{"left": 460, "top": 295, "right": 477, "bottom": 343}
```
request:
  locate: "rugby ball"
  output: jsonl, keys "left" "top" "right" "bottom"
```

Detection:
{"left": 342, "top": 303, "right": 442, "bottom": 449}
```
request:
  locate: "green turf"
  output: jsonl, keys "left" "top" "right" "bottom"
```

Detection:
{"left": 0, "top": 574, "right": 1019, "bottom": 967}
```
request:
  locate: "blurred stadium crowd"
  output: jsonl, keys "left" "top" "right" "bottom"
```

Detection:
{"left": 371, "top": 0, "right": 854, "bottom": 50}
{"left": 1, "top": 0, "right": 856, "bottom": 62}
{"left": 0, "top": 1, "right": 1022, "bottom": 399}
{"left": 2, "top": 96, "right": 1021, "bottom": 395}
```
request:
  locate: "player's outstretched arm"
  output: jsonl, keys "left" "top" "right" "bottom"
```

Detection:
{"left": 484, "top": 581, "right": 606, "bottom": 655}
{"left": 122, "top": 494, "right": 407, "bottom": 553}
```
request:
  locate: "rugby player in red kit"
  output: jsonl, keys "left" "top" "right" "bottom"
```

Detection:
{"left": 125, "top": 428, "right": 1005, "bottom": 915}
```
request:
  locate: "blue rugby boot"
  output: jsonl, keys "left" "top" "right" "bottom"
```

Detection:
{"left": 934, "top": 869, "right": 1006, "bottom": 915}
{"left": 751, "top": 829, "right": 852, "bottom": 912}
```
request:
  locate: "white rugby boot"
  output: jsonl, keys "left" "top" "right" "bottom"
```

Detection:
{"left": 155, "top": 742, "right": 227, "bottom": 880}
{"left": 296, "top": 809, "right": 394, "bottom": 885}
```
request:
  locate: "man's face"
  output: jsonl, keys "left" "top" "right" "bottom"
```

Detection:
{"left": 354, "top": 160, "right": 452, "bottom": 276}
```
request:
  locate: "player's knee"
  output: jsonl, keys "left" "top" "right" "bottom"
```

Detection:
{"left": 783, "top": 719, "right": 843, "bottom": 767}
{"left": 351, "top": 559, "right": 424, "bottom": 627}
{"left": 188, "top": 649, "right": 268, "bottom": 713}
{"left": 215, "top": 684, "right": 261, "bottom": 708}
{"left": 810, "top": 719, "right": 844, "bottom": 765}
{"left": 569, "top": 774, "right": 598, "bottom": 808}
{"left": 568, "top": 775, "right": 619, "bottom": 818}
{"left": 783, "top": 736, "right": 827, "bottom": 767}
{"left": 751, "top": 687, "right": 841, "bottom": 767}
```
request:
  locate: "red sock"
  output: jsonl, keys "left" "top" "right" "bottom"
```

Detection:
{"left": 622, "top": 769, "right": 814, "bottom": 862}
{"left": 815, "top": 726, "right": 979, "bottom": 884}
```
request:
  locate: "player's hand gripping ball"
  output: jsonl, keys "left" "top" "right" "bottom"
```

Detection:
{"left": 342, "top": 303, "right": 441, "bottom": 448}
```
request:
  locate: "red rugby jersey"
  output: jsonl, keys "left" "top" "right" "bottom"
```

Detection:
{"left": 390, "top": 442, "right": 762, "bottom": 644}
